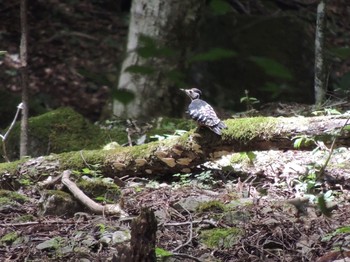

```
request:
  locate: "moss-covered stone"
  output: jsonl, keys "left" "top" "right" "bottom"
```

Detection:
{"left": 0, "top": 190, "right": 29, "bottom": 204}
{"left": 0, "top": 160, "right": 23, "bottom": 174}
{"left": 200, "top": 228, "right": 241, "bottom": 249}
{"left": 1, "top": 107, "right": 128, "bottom": 161}
{"left": 197, "top": 200, "right": 226, "bottom": 213}
{"left": 77, "top": 178, "right": 120, "bottom": 202}
{"left": 38, "top": 190, "right": 82, "bottom": 216}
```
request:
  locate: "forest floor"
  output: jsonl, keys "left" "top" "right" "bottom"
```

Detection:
{"left": 1, "top": 1, "right": 350, "bottom": 261}
{"left": 1, "top": 104, "right": 350, "bottom": 262}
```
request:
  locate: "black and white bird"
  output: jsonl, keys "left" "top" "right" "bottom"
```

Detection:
{"left": 181, "top": 88, "right": 227, "bottom": 135}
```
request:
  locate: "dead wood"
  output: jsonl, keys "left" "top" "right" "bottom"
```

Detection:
{"left": 61, "top": 170, "right": 127, "bottom": 216}
{"left": 1, "top": 116, "right": 350, "bottom": 178}
{"left": 117, "top": 208, "right": 157, "bottom": 262}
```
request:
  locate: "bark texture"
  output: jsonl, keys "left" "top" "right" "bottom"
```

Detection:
{"left": 314, "top": 0, "right": 327, "bottom": 106}
{"left": 114, "top": 0, "right": 205, "bottom": 119}
{"left": 117, "top": 208, "right": 157, "bottom": 262}
{"left": 20, "top": 0, "right": 29, "bottom": 157}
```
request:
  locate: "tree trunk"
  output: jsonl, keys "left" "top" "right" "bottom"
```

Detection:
{"left": 117, "top": 208, "right": 157, "bottom": 262}
{"left": 1, "top": 116, "right": 349, "bottom": 179}
{"left": 19, "top": 0, "right": 29, "bottom": 158}
{"left": 114, "top": 0, "right": 205, "bottom": 119}
{"left": 314, "top": 0, "right": 327, "bottom": 106}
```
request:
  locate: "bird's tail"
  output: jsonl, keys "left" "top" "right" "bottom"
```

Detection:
{"left": 210, "top": 121, "right": 227, "bottom": 135}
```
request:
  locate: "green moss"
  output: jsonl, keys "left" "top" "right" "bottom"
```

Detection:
{"left": 59, "top": 149, "right": 107, "bottom": 170}
{"left": 46, "top": 189, "right": 73, "bottom": 200}
{"left": 223, "top": 117, "right": 277, "bottom": 141}
{"left": 14, "top": 214, "right": 35, "bottom": 222}
{"left": 201, "top": 228, "right": 241, "bottom": 248}
{"left": 0, "top": 190, "right": 29, "bottom": 204}
{"left": 4, "top": 107, "right": 128, "bottom": 160}
{"left": 197, "top": 200, "right": 226, "bottom": 213}
{"left": 77, "top": 179, "right": 120, "bottom": 202}
{"left": 0, "top": 159, "right": 23, "bottom": 174}
{"left": 0, "top": 232, "right": 19, "bottom": 245}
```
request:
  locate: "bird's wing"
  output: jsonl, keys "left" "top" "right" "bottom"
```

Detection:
{"left": 188, "top": 100, "right": 221, "bottom": 127}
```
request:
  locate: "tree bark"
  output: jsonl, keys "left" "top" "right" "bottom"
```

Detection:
{"left": 314, "top": 0, "right": 327, "bottom": 106}
{"left": 19, "top": 0, "right": 29, "bottom": 158}
{"left": 117, "top": 208, "right": 157, "bottom": 262}
{"left": 1, "top": 116, "right": 349, "bottom": 178}
{"left": 114, "top": 0, "right": 205, "bottom": 119}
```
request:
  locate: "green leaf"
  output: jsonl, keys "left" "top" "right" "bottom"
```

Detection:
{"left": 0, "top": 51, "right": 7, "bottom": 56}
{"left": 77, "top": 68, "right": 111, "bottom": 86}
{"left": 334, "top": 72, "right": 350, "bottom": 90}
{"left": 137, "top": 46, "right": 158, "bottom": 58}
{"left": 335, "top": 226, "right": 350, "bottom": 234}
{"left": 190, "top": 48, "right": 236, "bottom": 62}
{"left": 210, "top": 0, "right": 232, "bottom": 15}
{"left": 330, "top": 47, "right": 350, "bottom": 59}
{"left": 137, "top": 35, "right": 175, "bottom": 58}
{"left": 245, "top": 151, "right": 256, "bottom": 162}
{"left": 293, "top": 137, "right": 303, "bottom": 149}
{"left": 317, "top": 194, "right": 331, "bottom": 217}
{"left": 250, "top": 57, "right": 293, "bottom": 80}
{"left": 112, "top": 89, "right": 135, "bottom": 105}
{"left": 82, "top": 168, "right": 91, "bottom": 174}
{"left": 36, "top": 238, "right": 61, "bottom": 250}
{"left": 125, "top": 65, "right": 155, "bottom": 75}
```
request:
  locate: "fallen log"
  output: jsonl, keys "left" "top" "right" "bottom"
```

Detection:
{"left": 0, "top": 116, "right": 349, "bottom": 179}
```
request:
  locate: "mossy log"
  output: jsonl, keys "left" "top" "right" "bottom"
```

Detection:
{"left": 0, "top": 116, "right": 349, "bottom": 180}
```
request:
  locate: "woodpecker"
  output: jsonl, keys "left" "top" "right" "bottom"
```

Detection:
{"left": 181, "top": 88, "right": 227, "bottom": 135}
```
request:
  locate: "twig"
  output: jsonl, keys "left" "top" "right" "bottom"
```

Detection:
{"left": 0, "top": 103, "right": 23, "bottom": 162}
{"left": 163, "top": 219, "right": 218, "bottom": 227}
{"left": 318, "top": 116, "right": 350, "bottom": 179}
{"left": 0, "top": 103, "right": 23, "bottom": 141}
{"left": 172, "top": 252, "right": 203, "bottom": 262}
{"left": 0, "top": 220, "right": 84, "bottom": 227}
{"left": 171, "top": 206, "right": 193, "bottom": 252}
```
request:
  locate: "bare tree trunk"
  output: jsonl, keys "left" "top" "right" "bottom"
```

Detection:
{"left": 19, "top": 0, "right": 29, "bottom": 158}
{"left": 314, "top": 0, "right": 327, "bottom": 107}
{"left": 114, "top": 0, "right": 205, "bottom": 119}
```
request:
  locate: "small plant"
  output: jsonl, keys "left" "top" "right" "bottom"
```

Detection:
{"left": 292, "top": 135, "right": 316, "bottom": 149}
{"left": 322, "top": 225, "right": 350, "bottom": 242}
{"left": 150, "top": 129, "right": 187, "bottom": 141}
{"left": 81, "top": 164, "right": 103, "bottom": 180}
{"left": 312, "top": 108, "right": 341, "bottom": 116}
{"left": 155, "top": 247, "right": 172, "bottom": 259}
{"left": 97, "top": 223, "right": 106, "bottom": 234}
{"left": 173, "top": 173, "right": 191, "bottom": 186}
{"left": 240, "top": 90, "right": 260, "bottom": 111}
{"left": 194, "top": 170, "right": 219, "bottom": 188}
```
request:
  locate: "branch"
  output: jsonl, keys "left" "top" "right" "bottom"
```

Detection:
{"left": 61, "top": 170, "right": 127, "bottom": 216}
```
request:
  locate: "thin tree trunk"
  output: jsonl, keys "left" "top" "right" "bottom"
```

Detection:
{"left": 314, "top": 0, "right": 327, "bottom": 106}
{"left": 19, "top": 0, "right": 29, "bottom": 158}
{"left": 114, "top": 0, "right": 205, "bottom": 119}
